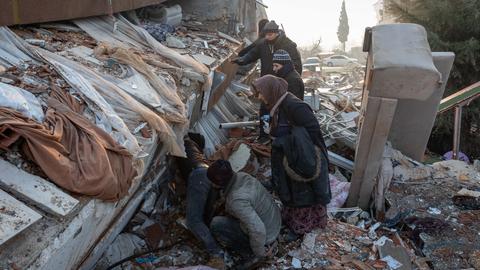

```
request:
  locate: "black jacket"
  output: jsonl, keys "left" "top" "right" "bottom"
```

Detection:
{"left": 241, "top": 31, "right": 302, "bottom": 76}
{"left": 282, "top": 70, "right": 305, "bottom": 100}
{"left": 271, "top": 94, "right": 331, "bottom": 207}
{"left": 238, "top": 37, "right": 263, "bottom": 57}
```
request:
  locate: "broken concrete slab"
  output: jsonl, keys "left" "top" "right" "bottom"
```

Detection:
{"left": 0, "top": 159, "right": 79, "bottom": 216}
{"left": 377, "top": 238, "right": 412, "bottom": 270}
{"left": 388, "top": 52, "right": 455, "bottom": 161}
{"left": 432, "top": 160, "right": 480, "bottom": 181}
{"left": 0, "top": 189, "right": 42, "bottom": 246}
{"left": 166, "top": 35, "right": 187, "bottom": 49}
{"left": 192, "top": 54, "right": 217, "bottom": 67}
{"left": 366, "top": 24, "right": 442, "bottom": 101}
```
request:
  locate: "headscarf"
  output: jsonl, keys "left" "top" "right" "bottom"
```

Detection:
{"left": 252, "top": 75, "right": 289, "bottom": 130}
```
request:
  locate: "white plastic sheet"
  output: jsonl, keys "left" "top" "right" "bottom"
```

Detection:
{"left": 0, "top": 82, "right": 44, "bottom": 122}
{"left": 37, "top": 48, "right": 185, "bottom": 157}
{"left": 74, "top": 15, "right": 209, "bottom": 75}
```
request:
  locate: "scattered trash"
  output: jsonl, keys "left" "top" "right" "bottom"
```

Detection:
{"left": 427, "top": 207, "right": 441, "bottom": 215}
{"left": 291, "top": 257, "right": 302, "bottom": 269}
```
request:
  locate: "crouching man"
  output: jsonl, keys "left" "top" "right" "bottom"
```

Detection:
{"left": 177, "top": 133, "right": 225, "bottom": 269}
{"left": 207, "top": 160, "right": 281, "bottom": 268}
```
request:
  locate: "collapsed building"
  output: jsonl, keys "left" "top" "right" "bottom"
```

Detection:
{"left": 0, "top": 1, "right": 479, "bottom": 270}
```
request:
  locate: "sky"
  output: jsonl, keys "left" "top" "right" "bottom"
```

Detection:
{"left": 262, "top": 0, "right": 379, "bottom": 51}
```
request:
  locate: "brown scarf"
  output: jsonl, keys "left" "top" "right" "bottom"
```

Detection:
{"left": 252, "top": 75, "right": 289, "bottom": 130}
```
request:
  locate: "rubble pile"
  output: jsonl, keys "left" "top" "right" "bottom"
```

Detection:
{"left": 303, "top": 66, "right": 364, "bottom": 151}
{"left": 0, "top": 2, "right": 246, "bottom": 267}
{"left": 384, "top": 156, "right": 480, "bottom": 269}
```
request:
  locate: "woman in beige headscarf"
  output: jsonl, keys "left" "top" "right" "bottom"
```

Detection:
{"left": 252, "top": 75, "right": 331, "bottom": 239}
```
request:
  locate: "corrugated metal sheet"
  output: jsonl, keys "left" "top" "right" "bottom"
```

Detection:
{"left": 0, "top": 0, "right": 166, "bottom": 26}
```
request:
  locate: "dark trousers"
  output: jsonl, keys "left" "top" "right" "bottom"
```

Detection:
{"left": 186, "top": 168, "right": 221, "bottom": 255}
{"left": 210, "top": 216, "right": 252, "bottom": 256}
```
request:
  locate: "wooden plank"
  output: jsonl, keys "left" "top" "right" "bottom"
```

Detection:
{"left": 0, "top": 160, "right": 79, "bottom": 217}
{"left": 347, "top": 96, "right": 380, "bottom": 207}
{"left": 438, "top": 81, "right": 480, "bottom": 113}
{"left": 357, "top": 98, "right": 397, "bottom": 209}
{"left": 217, "top": 31, "right": 242, "bottom": 45}
{"left": 0, "top": 189, "right": 42, "bottom": 245}
{"left": 347, "top": 97, "right": 397, "bottom": 209}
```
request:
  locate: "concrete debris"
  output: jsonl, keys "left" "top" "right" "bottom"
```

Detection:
{"left": 473, "top": 160, "right": 480, "bottom": 172}
{"left": 291, "top": 257, "right": 302, "bottom": 269}
{"left": 141, "top": 191, "right": 158, "bottom": 215}
{"left": 144, "top": 23, "right": 175, "bottom": 42}
{"left": 192, "top": 54, "right": 217, "bottom": 67}
{"left": 377, "top": 238, "right": 412, "bottom": 270}
{"left": 166, "top": 35, "right": 187, "bottom": 49}
{"left": 228, "top": 143, "right": 253, "bottom": 173}
{"left": 96, "top": 233, "right": 147, "bottom": 269}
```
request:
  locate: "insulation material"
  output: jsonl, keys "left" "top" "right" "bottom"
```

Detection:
{"left": 37, "top": 48, "right": 185, "bottom": 157}
{"left": 94, "top": 44, "right": 187, "bottom": 124}
{"left": 0, "top": 27, "right": 40, "bottom": 67}
{"left": 0, "top": 82, "right": 44, "bottom": 122}
{"left": 38, "top": 49, "right": 142, "bottom": 156}
{"left": 74, "top": 15, "right": 209, "bottom": 75}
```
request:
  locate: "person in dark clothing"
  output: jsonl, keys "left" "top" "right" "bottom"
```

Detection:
{"left": 252, "top": 75, "right": 331, "bottom": 237}
{"left": 177, "top": 133, "right": 225, "bottom": 268}
{"left": 232, "top": 20, "right": 302, "bottom": 76}
{"left": 238, "top": 19, "right": 269, "bottom": 58}
{"left": 272, "top": 49, "right": 305, "bottom": 100}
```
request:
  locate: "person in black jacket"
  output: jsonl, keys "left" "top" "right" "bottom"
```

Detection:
{"left": 272, "top": 49, "right": 305, "bottom": 100}
{"left": 232, "top": 20, "right": 302, "bottom": 76}
{"left": 252, "top": 75, "right": 331, "bottom": 238}
{"left": 177, "top": 133, "right": 225, "bottom": 268}
{"left": 238, "top": 19, "right": 269, "bottom": 58}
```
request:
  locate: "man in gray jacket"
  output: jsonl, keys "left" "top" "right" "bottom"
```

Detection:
{"left": 207, "top": 160, "right": 281, "bottom": 266}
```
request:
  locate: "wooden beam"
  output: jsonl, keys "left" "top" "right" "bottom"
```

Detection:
{"left": 0, "top": 160, "right": 79, "bottom": 217}
{"left": 438, "top": 81, "right": 480, "bottom": 113}
{"left": 347, "top": 96, "right": 398, "bottom": 209}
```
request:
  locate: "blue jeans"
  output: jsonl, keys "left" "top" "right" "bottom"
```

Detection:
{"left": 210, "top": 216, "right": 252, "bottom": 256}
{"left": 186, "top": 168, "right": 222, "bottom": 256}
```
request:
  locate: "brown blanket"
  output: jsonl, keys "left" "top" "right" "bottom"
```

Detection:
{"left": 0, "top": 96, "right": 137, "bottom": 201}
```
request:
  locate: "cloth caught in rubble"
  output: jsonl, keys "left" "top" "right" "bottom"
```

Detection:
{"left": 0, "top": 96, "right": 137, "bottom": 201}
{"left": 282, "top": 204, "right": 327, "bottom": 235}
